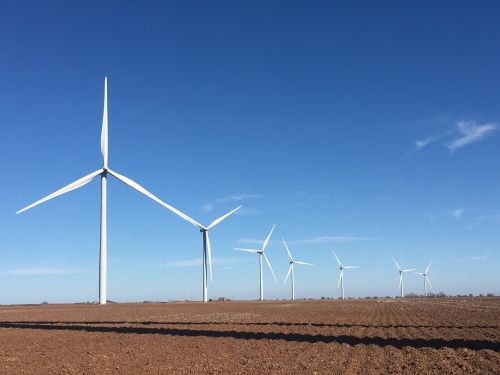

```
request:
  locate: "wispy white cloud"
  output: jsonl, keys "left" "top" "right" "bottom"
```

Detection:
{"left": 414, "top": 131, "right": 451, "bottom": 151}
{"left": 447, "top": 121, "right": 498, "bottom": 153}
{"left": 218, "top": 194, "right": 264, "bottom": 202}
{"left": 414, "top": 120, "right": 498, "bottom": 153}
{"left": 6, "top": 266, "right": 81, "bottom": 276}
{"left": 164, "top": 257, "right": 247, "bottom": 268}
{"left": 452, "top": 208, "right": 465, "bottom": 220}
{"left": 415, "top": 137, "right": 435, "bottom": 150}
{"left": 200, "top": 203, "right": 215, "bottom": 213}
{"left": 201, "top": 194, "right": 263, "bottom": 213}
{"left": 239, "top": 235, "right": 378, "bottom": 246}
{"left": 234, "top": 208, "right": 259, "bottom": 216}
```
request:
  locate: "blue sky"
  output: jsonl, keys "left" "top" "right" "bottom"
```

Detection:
{"left": 1, "top": 1, "right": 499, "bottom": 304}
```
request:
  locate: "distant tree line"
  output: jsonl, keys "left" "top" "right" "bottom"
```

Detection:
{"left": 29, "top": 293, "right": 497, "bottom": 305}
{"left": 402, "top": 292, "right": 496, "bottom": 298}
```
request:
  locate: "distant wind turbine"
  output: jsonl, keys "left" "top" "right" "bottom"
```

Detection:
{"left": 235, "top": 225, "right": 277, "bottom": 300}
{"left": 392, "top": 257, "right": 415, "bottom": 298}
{"left": 16, "top": 77, "right": 177, "bottom": 304}
{"left": 415, "top": 262, "right": 432, "bottom": 297}
{"left": 282, "top": 239, "right": 313, "bottom": 300}
{"left": 157, "top": 204, "right": 241, "bottom": 302}
{"left": 332, "top": 251, "right": 359, "bottom": 299}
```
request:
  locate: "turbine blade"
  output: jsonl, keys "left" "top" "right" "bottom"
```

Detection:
{"left": 332, "top": 250, "right": 342, "bottom": 266}
{"left": 108, "top": 169, "right": 204, "bottom": 229}
{"left": 392, "top": 257, "right": 401, "bottom": 270}
{"left": 402, "top": 269, "right": 416, "bottom": 272}
{"left": 343, "top": 266, "right": 359, "bottom": 269}
{"left": 263, "top": 253, "right": 277, "bottom": 283}
{"left": 262, "top": 224, "right": 275, "bottom": 252}
{"left": 16, "top": 169, "right": 103, "bottom": 214}
{"left": 337, "top": 271, "right": 342, "bottom": 288}
{"left": 234, "top": 248, "right": 260, "bottom": 253}
{"left": 426, "top": 276, "right": 433, "bottom": 290}
{"left": 283, "top": 265, "right": 293, "bottom": 285}
{"left": 207, "top": 205, "right": 242, "bottom": 229}
{"left": 294, "top": 261, "right": 313, "bottom": 266}
{"left": 282, "top": 239, "right": 293, "bottom": 261}
{"left": 101, "top": 77, "right": 108, "bottom": 168}
{"left": 415, "top": 272, "right": 425, "bottom": 276}
{"left": 206, "top": 232, "right": 213, "bottom": 282}
{"left": 426, "top": 262, "right": 431, "bottom": 274}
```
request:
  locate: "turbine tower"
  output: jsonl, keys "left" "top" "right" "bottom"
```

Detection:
{"left": 392, "top": 257, "right": 415, "bottom": 298}
{"left": 156, "top": 204, "right": 241, "bottom": 302}
{"left": 235, "top": 225, "right": 277, "bottom": 300}
{"left": 332, "top": 250, "right": 359, "bottom": 299}
{"left": 282, "top": 239, "right": 313, "bottom": 300}
{"left": 415, "top": 262, "right": 432, "bottom": 297}
{"left": 16, "top": 77, "right": 176, "bottom": 304}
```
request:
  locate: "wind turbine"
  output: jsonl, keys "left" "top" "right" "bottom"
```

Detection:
{"left": 282, "top": 239, "right": 313, "bottom": 300}
{"left": 157, "top": 204, "right": 242, "bottom": 302}
{"left": 16, "top": 77, "right": 176, "bottom": 305}
{"left": 415, "top": 262, "right": 432, "bottom": 297}
{"left": 332, "top": 251, "right": 359, "bottom": 299}
{"left": 234, "top": 225, "right": 278, "bottom": 301}
{"left": 392, "top": 257, "right": 415, "bottom": 298}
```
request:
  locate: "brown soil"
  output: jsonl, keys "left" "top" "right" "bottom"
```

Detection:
{"left": 0, "top": 298, "right": 498, "bottom": 374}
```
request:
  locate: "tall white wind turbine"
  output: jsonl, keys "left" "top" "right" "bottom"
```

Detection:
{"left": 415, "top": 262, "right": 432, "bottom": 297}
{"left": 157, "top": 204, "right": 241, "bottom": 302}
{"left": 392, "top": 257, "right": 415, "bottom": 298}
{"left": 16, "top": 77, "right": 176, "bottom": 305}
{"left": 234, "top": 225, "right": 278, "bottom": 301}
{"left": 282, "top": 239, "right": 313, "bottom": 300}
{"left": 332, "top": 251, "right": 359, "bottom": 299}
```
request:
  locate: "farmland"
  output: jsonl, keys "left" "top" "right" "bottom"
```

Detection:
{"left": 0, "top": 298, "right": 498, "bottom": 374}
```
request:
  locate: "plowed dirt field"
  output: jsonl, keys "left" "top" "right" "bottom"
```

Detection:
{"left": 0, "top": 298, "right": 498, "bottom": 374}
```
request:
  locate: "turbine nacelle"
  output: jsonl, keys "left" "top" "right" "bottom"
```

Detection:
{"left": 392, "top": 257, "right": 415, "bottom": 298}
{"left": 159, "top": 204, "right": 241, "bottom": 297}
{"left": 235, "top": 225, "right": 278, "bottom": 300}
{"left": 282, "top": 239, "right": 313, "bottom": 300}
{"left": 16, "top": 77, "right": 182, "bottom": 304}
{"left": 415, "top": 262, "right": 433, "bottom": 296}
{"left": 332, "top": 250, "right": 359, "bottom": 299}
